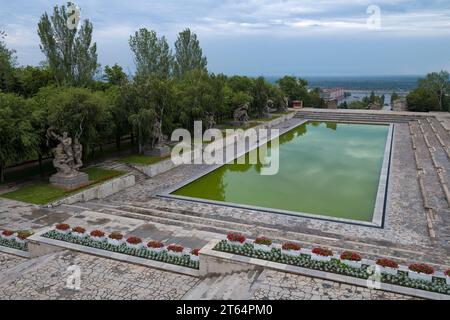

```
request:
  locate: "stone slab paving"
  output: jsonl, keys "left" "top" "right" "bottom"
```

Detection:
{"left": 0, "top": 251, "right": 199, "bottom": 300}
{"left": 0, "top": 252, "right": 26, "bottom": 273}
{"left": 251, "top": 270, "right": 417, "bottom": 300}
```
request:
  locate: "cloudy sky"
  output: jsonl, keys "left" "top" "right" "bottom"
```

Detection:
{"left": 1, "top": 0, "right": 450, "bottom": 76}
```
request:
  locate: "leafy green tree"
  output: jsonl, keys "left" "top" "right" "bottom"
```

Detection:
{"left": 103, "top": 64, "right": 128, "bottom": 86}
{"left": 391, "top": 91, "right": 399, "bottom": 105}
{"left": 407, "top": 87, "right": 440, "bottom": 112}
{"left": 129, "top": 28, "right": 173, "bottom": 78}
{"left": 276, "top": 76, "right": 308, "bottom": 104}
{"left": 0, "top": 36, "right": 17, "bottom": 92}
{"left": 0, "top": 93, "right": 39, "bottom": 182}
{"left": 38, "top": 2, "right": 98, "bottom": 86}
{"left": 418, "top": 70, "right": 450, "bottom": 111}
{"left": 46, "top": 87, "right": 109, "bottom": 157}
{"left": 13, "top": 66, "right": 54, "bottom": 97}
{"left": 251, "top": 76, "right": 269, "bottom": 117}
{"left": 174, "top": 28, "right": 207, "bottom": 77}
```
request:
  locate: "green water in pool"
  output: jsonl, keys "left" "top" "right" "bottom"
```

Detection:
{"left": 172, "top": 121, "right": 389, "bottom": 222}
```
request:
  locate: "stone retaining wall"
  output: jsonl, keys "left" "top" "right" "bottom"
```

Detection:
{"left": 49, "top": 174, "right": 135, "bottom": 207}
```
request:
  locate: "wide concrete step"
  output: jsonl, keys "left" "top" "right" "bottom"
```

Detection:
{"left": 183, "top": 270, "right": 262, "bottom": 300}
{"left": 295, "top": 111, "right": 427, "bottom": 122}
{"left": 77, "top": 200, "right": 447, "bottom": 267}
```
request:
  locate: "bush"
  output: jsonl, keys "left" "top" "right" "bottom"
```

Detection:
{"left": 167, "top": 244, "right": 184, "bottom": 253}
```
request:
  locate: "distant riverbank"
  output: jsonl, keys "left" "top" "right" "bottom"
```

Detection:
{"left": 266, "top": 75, "right": 420, "bottom": 92}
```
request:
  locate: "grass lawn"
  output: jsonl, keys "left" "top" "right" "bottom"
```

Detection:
{"left": 119, "top": 154, "right": 170, "bottom": 165}
{"left": 0, "top": 167, "right": 125, "bottom": 205}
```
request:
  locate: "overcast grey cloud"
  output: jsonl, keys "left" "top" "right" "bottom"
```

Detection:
{"left": 1, "top": 0, "right": 449, "bottom": 75}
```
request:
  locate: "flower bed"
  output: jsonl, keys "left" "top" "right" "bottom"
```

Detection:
{"left": 0, "top": 229, "right": 32, "bottom": 252}
{"left": 254, "top": 237, "right": 273, "bottom": 252}
{"left": 340, "top": 251, "right": 363, "bottom": 269}
{"left": 213, "top": 238, "right": 450, "bottom": 296}
{"left": 408, "top": 263, "right": 434, "bottom": 282}
{"left": 42, "top": 225, "right": 199, "bottom": 269}
{"left": 311, "top": 247, "right": 333, "bottom": 263}
{"left": 446, "top": 270, "right": 450, "bottom": 286}
{"left": 226, "top": 233, "right": 246, "bottom": 247}
{"left": 281, "top": 242, "right": 301, "bottom": 256}
{"left": 376, "top": 258, "right": 399, "bottom": 276}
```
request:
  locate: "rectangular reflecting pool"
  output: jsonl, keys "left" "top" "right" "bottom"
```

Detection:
{"left": 168, "top": 121, "right": 392, "bottom": 224}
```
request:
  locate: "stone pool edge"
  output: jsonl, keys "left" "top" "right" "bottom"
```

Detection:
{"left": 158, "top": 120, "right": 394, "bottom": 229}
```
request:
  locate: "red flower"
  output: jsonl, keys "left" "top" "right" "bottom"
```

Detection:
{"left": 191, "top": 248, "right": 200, "bottom": 256}
{"left": 227, "top": 233, "right": 246, "bottom": 244}
{"left": 108, "top": 232, "right": 123, "bottom": 240}
{"left": 376, "top": 258, "right": 399, "bottom": 269}
{"left": 254, "top": 236, "right": 272, "bottom": 246}
{"left": 312, "top": 247, "right": 333, "bottom": 257}
{"left": 340, "top": 251, "right": 362, "bottom": 262}
{"left": 282, "top": 242, "right": 301, "bottom": 251}
{"left": 126, "top": 236, "right": 142, "bottom": 245}
{"left": 56, "top": 223, "right": 70, "bottom": 231}
{"left": 1, "top": 230, "right": 14, "bottom": 237}
{"left": 167, "top": 244, "right": 184, "bottom": 253}
{"left": 445, "top": 269, "right": 450, "bottom": 277}
{"left": 72, "top": 226, "right": 86, "bottom": 234}
{"left": 409, "top": 263, "right": 434, "bottom": 275}
{"left": 90, "top": 230, "right": 105, "bottom": 238}
{"left": 147, "top": 240, "right": 164, "bottom": 249}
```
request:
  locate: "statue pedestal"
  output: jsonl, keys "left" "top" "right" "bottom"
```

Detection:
{"left": 49, "top": 172, "right": 89, "bottom": 190}
{"left": 144, "top": 146, "right": 171, "bottom": 158}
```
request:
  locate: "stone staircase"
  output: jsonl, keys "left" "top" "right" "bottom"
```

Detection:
{"left": 182, "top": 269, "right": 263, "bottom": 300}
{"left": 409, "top": 118, "right": 450, "bottom": 247}
{"left": 296, "top": 110, "right": 427, "bottom": 123}
{"left": 70, "top": 199, "right": 448, "bottom": 267}
{"left": 96, "top": 161, "right": 149, "bottom": 184}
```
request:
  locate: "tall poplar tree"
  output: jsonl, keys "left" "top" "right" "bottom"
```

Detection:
{"left": 37, "top": 2, "right": 98, "bottom": 87}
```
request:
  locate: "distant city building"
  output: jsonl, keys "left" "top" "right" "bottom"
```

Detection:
{"left": 319, "top": 88, "right": 345, "bottom": 101}
{"left": 319, "top": 88, "right": 345, "bottom": 109}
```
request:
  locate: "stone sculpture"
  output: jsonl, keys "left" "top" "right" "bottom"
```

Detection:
{"left": 206, "top": 113, "right": 216, "bottom": 129}
{"left": 145, "top": 118, "right": 170, "bottom": 157}
{"left": 46, "top": 127, "right": 88, "bottom": 189}
{"left": 233, "top": 103, "right": 250, "bottom": 124}
{"left": 278, "top": 96, "right": 289, "bottom": 112}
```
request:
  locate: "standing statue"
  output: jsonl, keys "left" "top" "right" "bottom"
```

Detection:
{"left": 151, "top": 119, "right": 164, "bottom": 149}
{"left": 145, "top": 118, "right": 170, "bottom": 157}
{"left": 261, "top": 99, "right": 273, "bottom": 118}
{"left": 206, "top": 113, "right": 216, "bottom": 129}
{"left": 46, "top": 127, "right": 88, "bottom": 189}
{"left": 278, "top": 96, "right": 289, "bottom": 112}
{"left": 233, "top": 103, "right": 250, "bottom": 124}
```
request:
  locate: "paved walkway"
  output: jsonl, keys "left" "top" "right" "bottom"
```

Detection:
{"left": 0, "top": 252, "right": 414, "bottom": 300}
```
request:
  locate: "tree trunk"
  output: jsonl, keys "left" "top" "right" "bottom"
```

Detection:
{"left": 116, "top": 133, "right": 121, "bottom": 150}
{"left": 38, "top": 154, "right": 44, "bottom": 177}
{"left": 0, "top": 163, "right": 4, "bottom": 183}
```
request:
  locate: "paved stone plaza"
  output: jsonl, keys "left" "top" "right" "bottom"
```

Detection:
{"left": 1, "top": 109, "right": 449, "bottom": 300}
